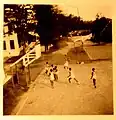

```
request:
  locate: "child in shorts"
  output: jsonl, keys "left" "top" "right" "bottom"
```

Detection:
{"left": 45, "top": 62, "right": 49, "bottom": 75}
{"left": 90, "top": 68, "right": 97, "bottom": 88}
{"left": 67, "top": 68, "right": 79, "bottom": 84}
{"left": 53, "top": 66, "right": 59, "bottom": 81}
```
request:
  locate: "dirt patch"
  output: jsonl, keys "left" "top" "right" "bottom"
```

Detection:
{"left": 67, "top": 46, "right": 90, "bottom": 64}
{"left": 3, "top": 80, "right": 28, "bottom": 115}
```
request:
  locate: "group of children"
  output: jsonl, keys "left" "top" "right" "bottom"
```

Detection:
{"left": 64, "top": 59, "right": 79, "bottom": 84}
{"left": 63, "top": 55, "right": 97, "bottom": 88}
{"left": 45, "top": 62, "right": 58, "bottom": 88}
{"left": 44, "top": 55, "right": 97, "bottom": 89}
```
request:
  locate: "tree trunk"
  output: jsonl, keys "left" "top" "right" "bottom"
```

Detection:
{"left": 46, "top": 45, "right": 48, "bottom": 51}
{"left": 45, "top": 45, "right": 48, "bottom": 52}
{"left": 45, "top": 45, "right": 47, "bottom": 52}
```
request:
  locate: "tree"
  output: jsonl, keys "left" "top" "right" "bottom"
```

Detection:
{"left": 34, "top": 5, "right": 69, "bottom": 52}
{"left": 4, "top": 4, "right": 37, "bottom": 47}
{"left": 33, "top": 5, "right": 54, "bottom": 52}
{"left": 91, "top": 14, "right": 112, "bottom": 44}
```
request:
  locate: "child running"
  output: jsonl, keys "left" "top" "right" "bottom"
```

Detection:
{"left": 49, "top": 69, "right": 55, "bottom": 88}
{"left": 67, "top": 68, "right": 79, "bottom": 84}
{"left": 53, "top": 66, "right": 59, "bottom": 81}
{"left": 45, "top": 62, "right": 49, "bottom": 75}
{"left": 90, "top": 68, "right": 97, "bottom": 88}
{"left": 64, "top": 59, "right": 69, "bottom": 70}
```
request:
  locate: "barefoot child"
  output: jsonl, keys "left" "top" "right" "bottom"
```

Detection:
{"left": 67, "top": 68, "right": 79, "bottom": 84}
{"left": 64, "top": 60, "right": 69, "bottom": 70}
{"left": 45, "top": 62, "right": 49, "bottom": 75}
{"left": 49, "top": 69, "right": 55, "bottom": 88}
{"left": 90, "top": 68, "right": 97, "bottom": 88}
{"left": 53, "top": 66, "right": 59, "bottom": 81}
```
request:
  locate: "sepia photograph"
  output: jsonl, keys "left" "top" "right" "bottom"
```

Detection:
{"left": 2, "top": 2, "right": 113, "bottom": 115}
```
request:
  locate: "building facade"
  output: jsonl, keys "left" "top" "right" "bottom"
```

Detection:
{"left": 3, "top": 22, "right": 20, "bottom": 58}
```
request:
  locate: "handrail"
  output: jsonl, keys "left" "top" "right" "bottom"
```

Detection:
{"left": 10, "top": 46, "right": 36, "bottom": 67}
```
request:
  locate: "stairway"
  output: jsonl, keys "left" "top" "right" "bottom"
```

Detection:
{"left": 4, "top": 42, "right": 41, "bottom": 85}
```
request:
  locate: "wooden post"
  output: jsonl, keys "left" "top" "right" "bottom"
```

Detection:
{"left": 11, "top": 67, "right": 15, "bottom": 88}
{"left": 25, "top": 67, "right": 28, "bottom": 87}
{"left": 28, "top": 65, "right": 31, "bottom": 82}
{"left": 23, "top": 57, "right": 25, "bottom": 66}
{"left": 27, "top": 53, "right": 29, "bottom": 63}
{"left": 81, "top": 35, "right": 83, "bottom": 48}
{"left": 15, "top": 64, "right": 19, "bottom": 84}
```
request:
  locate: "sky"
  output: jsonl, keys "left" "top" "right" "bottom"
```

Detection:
{"left": 2, "top": 0, "right": 114, "bottom": 21}
{"left": 58, "top": 0, "right": 113, "bottom": 21}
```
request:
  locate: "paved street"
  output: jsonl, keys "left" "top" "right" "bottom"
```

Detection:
{"left": 16, "top": 61, "right": 113, "bottom": 115}
{"left": 9, "top": 37, "right": 113, "bottom": 115}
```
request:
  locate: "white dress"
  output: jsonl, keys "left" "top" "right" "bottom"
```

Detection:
{"left": 50, "top": 72, "right": 54, "bottom": 81}
{"left": 64, "top": 61, "right": 68, "bottom": 67}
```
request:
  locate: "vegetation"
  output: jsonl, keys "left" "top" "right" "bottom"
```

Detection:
{"left": 4, "top": 4, "right": 112, "bottom": 52}
{"left": 4, "top": 4, "right": 37, "bottom": 46}
{"left": 91, "top": 14, "right": 112, "bottom": 44}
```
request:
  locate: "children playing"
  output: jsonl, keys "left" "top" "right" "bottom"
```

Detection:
{"left": 43, "top": 61, "right": 98, "bottom": 89}
{"left": 67, "top": 68, "right": 79, "bottom": 84}
{"left": 90, "top": 68, "right": 97, "bottom": 88}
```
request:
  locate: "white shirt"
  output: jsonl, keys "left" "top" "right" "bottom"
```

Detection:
{"left": 71, "top": 71, "right": 75, "bottom": 78}
{"left": 68, "top": 70, "right": 75, "bottom": 78}
{"left": 92, "top": 71, "right": 96, "bottom": 79}
{"left": 45, "top": 64, "right": 49, "bottom": 70}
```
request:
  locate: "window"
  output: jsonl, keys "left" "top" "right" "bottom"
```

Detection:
{"left": 10, "top": 40, "right": 15, "bottom": 49}
{"left": 3, "top": 41, "right": 6, "bottom": 50}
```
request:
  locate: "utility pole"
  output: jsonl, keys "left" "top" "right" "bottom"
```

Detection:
{"left": 77, "top": 8, "right": 79, "bottom": 17}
